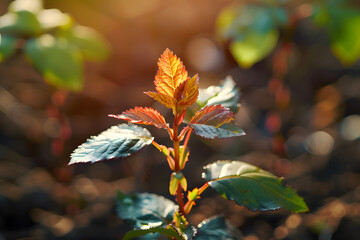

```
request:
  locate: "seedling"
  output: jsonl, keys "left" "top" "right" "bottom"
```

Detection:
{"left": 70, "top": 49, "right": 308, "bottom": 239}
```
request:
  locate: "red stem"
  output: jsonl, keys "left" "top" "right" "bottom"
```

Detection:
{"left": 173, "top": 114, "right": 185, "bottom": 215}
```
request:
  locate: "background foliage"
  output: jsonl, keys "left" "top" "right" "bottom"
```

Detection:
{"left": 0, "top": 0, "right": 360, "bottom": 239}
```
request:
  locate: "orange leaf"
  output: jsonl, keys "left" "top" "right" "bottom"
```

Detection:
{"left": 109, "top": 107, "right": 168, "bottom": 129}
{"left": 190, "top": 105, "right": 234, "bottom": 127}
{"left": 154, "top": 48, "right": 188, "bottom": 97}
{"left": 176, "top": 74, "right": 199, "bottom": 108}
{"left": 144, "top": 91, "right": 176, "bottom": 109}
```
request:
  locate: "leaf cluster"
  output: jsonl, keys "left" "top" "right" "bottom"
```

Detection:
{"left": 216, "top": 0, "right": 360, "bottom": 67}
{"left": 0, "top": 0, "right": 109, "bottom": 91}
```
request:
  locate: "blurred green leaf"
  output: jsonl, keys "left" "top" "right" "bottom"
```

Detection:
{"left": 117, "top": 191, "right": 176, "bottom": 230}
{"left": 58, "top": 25, "right": 110, "bottom": 61}
{"left": 8, "top": 0, "right": 43, "bottom": 14}
{"left": 185, "top": 76, "right": 240, "bottom": 122}
{"left": 194, "top": 216, "right": 243, "bottom": 240}
{"left": 230, "top": 29, "right": 279, "bottom": 68}
{"left": 24, "top": 34, "right": 83, "bottom": 91}
{"left": 0, "top": 35, "right": 17, "bottom": 62}
{"left": 0, "top": 11, "right": 41, "bottom": 36}
{"left": 202, "top": 161, "right": 309, "bottom": 212}
{"left": 69, "top": 124, "right": 153, "bottom": 164}
{"left": 314, "top": 6, "right": 360, "bottom": 65}
{"left": 123, "top": 226, "right": 185, "bottom": 240}
{"left": 216, "top": 5, "right": 287, "bottom": 68}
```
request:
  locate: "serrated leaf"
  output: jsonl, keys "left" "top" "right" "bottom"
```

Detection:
{"left": 155, "top": 48, "right": 188, "bottom": 97}
{"left": 123, "top": 226, "right": 184, "bottom": 240}
{"left": 109, "top": 107, "right": 168, "bottom": 129}
{"left": 175, "top": 74, "right": 199, "bottom": 109}
{"left": 24, "top": 34, "right": 83, "bottom": 91}
{"left": 146, "top": 49, "right": 199, "bottom": 112}
{"left": 69, "top": 124, "right": 153, "bottom": 165}
{"left": 189, "top": 123, "right": 245, "bottom": 139}
{"left": 190, "top": 105, "right": 234, "bottom": 126}
{"left": 194, "top": 216, "right": 243, "bottom": 240}
{"left": 0, "top": 11, "right": 41, "bottom": 36}
{"left": 189, "top": 106, "right": 244, "bottom": 139}
{"left": 185, "top": 76, "right": 239, "bottom": 122}
{"left": 0, "top": 35, "right": 17, "bottom": 62}
{"left": 144, "top": 91, "right": 176, "bottom": 109}
{"left": 57, "top": 25, "right": 110, "bottom": 61}
{"left": 202, "top": 161, "right": 309, "bottom": 212}
{"left": 117, "top": 191, "right": 176, "bottom": 230}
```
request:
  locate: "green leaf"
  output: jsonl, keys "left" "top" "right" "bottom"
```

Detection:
{"left": 24, "top": 34, "right": 83, "bottom": 91}
{"left": 202, "top": 161, "right": 309, "bottom": 212}
{"left": 216, "top": 5, "right": 286, "bottom": 68}
{"left": 230, "top": 29, "right": 279, "bottom": 68}
{"left": 70, "top": 124, "right": 153, "bottom": 165}
{"left": 123, "top": 226, "right": 184, "bottom": 240}
{"left": 314, "top": 6, "right": 360, "bottom": 65}
{"left": 0, "top": 35, "right": 17, "bottom": 62}
{"left": 57, "top": 25, "right": 110, "bottom": 61}
{"left": 117, "top": 191, "right": 176, "bottom": 229}
{"left": 194, "top": 216, "right": 243, "bottom": 240}
{"left": 185, "top": 76, "right": 240, "bottom": 122}
{"left": 0, "top": 11, "right": 41, "bottom": 36}
{"left": 189, "top": 123, "right": 245, "bottom": 139}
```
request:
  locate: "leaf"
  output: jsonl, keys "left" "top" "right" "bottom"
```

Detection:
{"left": 37, "top": 9, "right": 72, "bottom": 31}
{"left": 0, "top": 35, "right": 17, "bottom": 62}
{"left": 190, "top": 105, "right": 234, "bottom": 126}
{"left": 185, "top": 76, "right": 240, "bottom": 122}
{"left": 230, "top": 29, "right": 279, "bottom": 68}
{"left": 109, "top": 107, "right": 168, "bottom": 129}
{"left": 216, "top": 5, "right": 286, "bottom": 68}
{"left": 146, "top": 49, "right": 199, "bottom": 112}
{"left": 57, "top": 25, "right": 110, "bottom": 61}
{"left": 189, "top": 106, "right": 245, "bottom": 139}
{"left": 154, "top": 48, "right": 188, "bottom": 97}
{"left": 202, "top": 161, "right": 309, "bottom": 212}
{"left": 123, "top": 226, "right": 184, "bottom": 240}
{"left": 189, "top": 123, "right": 245, "bottom": 139}
{"left": 69, "top": 124, "right": 153, "bottom": 165}
{"left": 175, "top": 74, "right": 199, "bottom": 109}
{"left": 169, "top": 172, "right": 187, "bottom": 195}
{"left": 144, "top": 91, "right": 176, "bottom": 109}
{"left": 8, "top": 0, "right": 43, "bottom": 13}
{"left": 194, "top": 216, "right": 243, "bottom": 240}
{"left": 0, "top": 11, "right": 41, "bottom": 36}
{"left": 313, "top": 6, "right": 360, "bottom": 65}
{"left": 117, "top": 191, "right": 176, "bottom": 229}
{"left": 24, "top": 34, "right": 83, "bottom": 91}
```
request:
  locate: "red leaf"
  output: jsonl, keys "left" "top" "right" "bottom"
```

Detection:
{"left": 109, "top": 107, "right": 168, "bottom": 129}
{"left": 190, "top": 105, "right": 234, "bottom": 127}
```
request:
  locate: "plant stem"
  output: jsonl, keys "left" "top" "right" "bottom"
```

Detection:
{"left": 173, "top": 114, "right": 185, "bottom": 215}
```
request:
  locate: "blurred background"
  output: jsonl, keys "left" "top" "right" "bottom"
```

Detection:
{"left": 0, "top": 0, "right": 360, "bottom": 239}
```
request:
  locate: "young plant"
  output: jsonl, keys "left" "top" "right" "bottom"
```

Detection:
{"left": 69, "top": 49, "right": 308, "bottom": 239}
